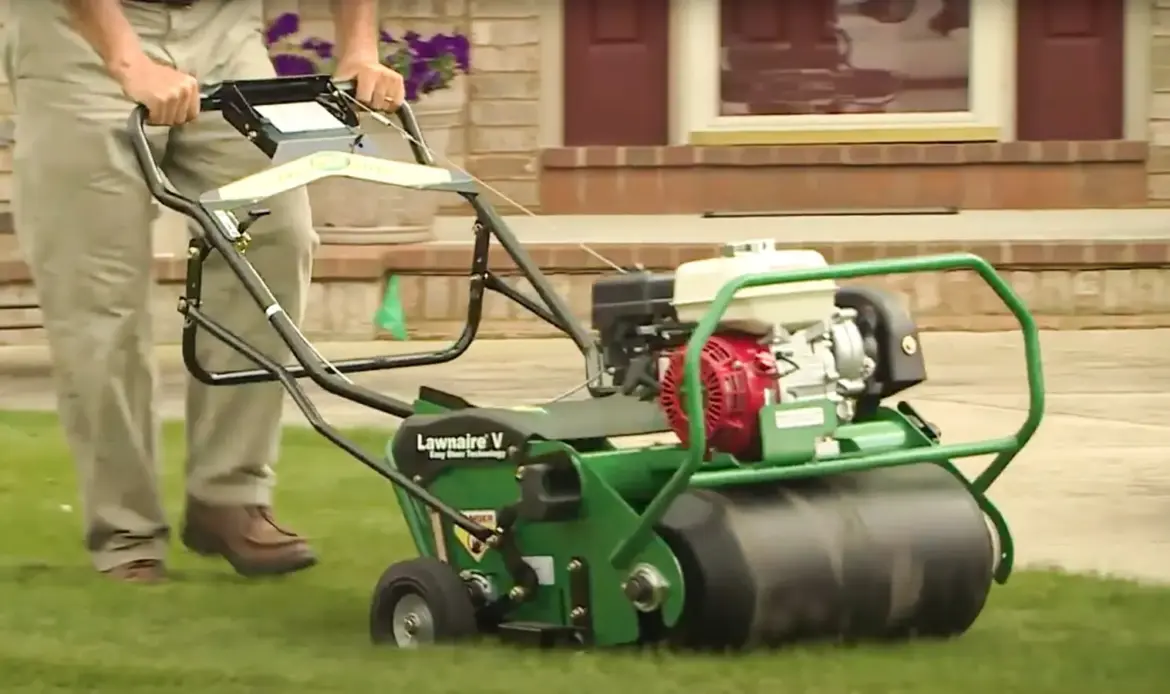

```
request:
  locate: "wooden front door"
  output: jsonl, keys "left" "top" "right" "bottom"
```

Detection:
{"left": 1016, "top": 0, "right": 1124, "bottom": 140}
{"left": 562, "top": 0, "right": 670, "bottom": 146}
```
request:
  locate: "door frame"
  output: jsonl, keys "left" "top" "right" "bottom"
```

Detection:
{"left": 539, "top": 1, "right": 566, "bottom": 147}
{"left": 1123, "top": 0, "right": 1149, "bottom": 141}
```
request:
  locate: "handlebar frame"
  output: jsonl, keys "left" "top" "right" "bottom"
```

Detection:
{"left": 125, "top": 74, "right": 600, "bottom": 547}
{"left": 129, "top": 75, "right": 434, "bottom": 200}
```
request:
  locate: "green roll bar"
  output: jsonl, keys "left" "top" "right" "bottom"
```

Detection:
{"left": 610, "top": 252, "right": 1045, "bottom": 569}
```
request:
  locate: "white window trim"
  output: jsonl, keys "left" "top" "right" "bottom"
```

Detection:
{"left": 670, "top": 0, "right": 1017, "bottom": 145}
{"left": 1123, "top": 0, "right": 1149, "bottom": 141}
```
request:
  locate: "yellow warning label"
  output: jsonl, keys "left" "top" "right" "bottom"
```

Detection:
{"left": 454, "top": 510, "right": 497, "bottom": 562}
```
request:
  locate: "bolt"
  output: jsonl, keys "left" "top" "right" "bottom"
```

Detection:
{"left": 570, "top": 607, "right": 587, "bottom": 619}
{"left": 623, "top": 576, "right": 650, "bottom": 602}
{"left": 412, "top": 475, "right": 422, "bottom": 483}
{"left": 187, "top": 245, "right": 200, "bottom": 258}
{"left": 625, "top": 564, "right": 670, "bottom": 613}
{"left": 508, "top": 586, "right": 527, "bottom": 601}
{"left": 901, "top": 334, "right": 919, "bottom": 355}
{"left": 402, "top": 613, "right": 420, "bottom": 635}
{"left": 567, "top": 559, "right": 582, "bottom": 572}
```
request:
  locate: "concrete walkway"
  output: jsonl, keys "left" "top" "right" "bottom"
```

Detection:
{"left": 16, "top": 207, "right": 1170, "bottom": 260}
{"left": 429, "top": 209, "right": 1170, "bottom": 244}
{"left": 1, "top": 330, "right": 1169, "bottom": 583}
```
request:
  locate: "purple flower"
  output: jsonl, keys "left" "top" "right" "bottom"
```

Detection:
{"left": 300, "top": 37, "right": 334, "bottom": 60}
{"left": 271, "top": 54, "right": 317, "bottom": 77}
{"left": 265, "top": 13, "right": 470, "bottom": 101}
{"left": 265, "top": 12, "right": 299, "bottom": 46}
{"left": 448, "top": 35, "right": 471, "bottom": 72}
{"left": 403, "top": 31, "right": 438, "bottom": 60}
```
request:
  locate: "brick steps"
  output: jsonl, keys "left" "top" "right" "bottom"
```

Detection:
{"left": 3, "top": 233, "right": 1168, "bottom": 344}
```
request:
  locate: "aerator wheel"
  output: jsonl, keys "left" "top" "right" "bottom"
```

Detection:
{"left": 369, "top": 557, "right": 479, "bottom": 648}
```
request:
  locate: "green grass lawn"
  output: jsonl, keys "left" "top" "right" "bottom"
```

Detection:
{"left": 0, "top": 410, "right": 1168, "bottom": 694}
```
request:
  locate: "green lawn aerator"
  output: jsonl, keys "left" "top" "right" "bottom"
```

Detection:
{"left": 129, "top": 75, "right": 1046, "bottom": 650}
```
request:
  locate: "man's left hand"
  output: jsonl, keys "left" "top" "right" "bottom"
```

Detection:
{"left": 334, "top": 59, "right": 406, "bottom": 112}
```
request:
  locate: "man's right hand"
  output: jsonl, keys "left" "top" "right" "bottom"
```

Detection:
{"left": 113, "top": 55, "right": 200, "bottom": 126}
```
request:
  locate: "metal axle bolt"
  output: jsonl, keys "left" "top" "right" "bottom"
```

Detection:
{"left": 624, "top": 564, "right": 670, "bottom": 613}
{"left": 570, "top": 607, "right": 587, "bottom": 619}
{"left": 402, "top": 614, "right": 421, "bottom": 635}
{"left": 508, "top": 586, "right": 527, "bottom": 601}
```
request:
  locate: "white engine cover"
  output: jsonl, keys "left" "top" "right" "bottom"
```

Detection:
{"left": 672, "top": 240, "right": 837, "bottom": 335}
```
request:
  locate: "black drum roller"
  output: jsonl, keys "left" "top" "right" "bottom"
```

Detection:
{"left": 657, "top": 463, "right": 996, "bottom": 650}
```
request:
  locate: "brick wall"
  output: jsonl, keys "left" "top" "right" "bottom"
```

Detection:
{"left": 261, "top": 0, "right": 542, "bottom": 213}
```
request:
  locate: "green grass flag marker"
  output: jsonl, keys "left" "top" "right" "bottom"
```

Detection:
{"left": 374, "top": 274, "right": 408, "bottom": 340}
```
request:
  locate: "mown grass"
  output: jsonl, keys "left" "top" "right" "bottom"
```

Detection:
{"left": 0, "top": 410, "right": 1167, "bottom": 694}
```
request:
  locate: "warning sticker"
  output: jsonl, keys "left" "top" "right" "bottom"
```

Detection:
{"left": 454, "top": 510, "right": 497, "bottom": 562}
{"left": 773, "top": 406, "right": 826, "bottom": 430}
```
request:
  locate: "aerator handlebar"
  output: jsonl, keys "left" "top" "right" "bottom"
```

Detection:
{"left": 128, "top": 75, "right": 434, "bottom": 198}
{"left": 123, "top": 75, "right": 599, "bottom": 548}
{"left": 610, "top": 252, "right": 1047, "bottom": 572}
{"left": 122, "top": 76, "right": 507, "bottom": 540}
{"left": 196, "top": 74, "right": 356, "bottom": 113}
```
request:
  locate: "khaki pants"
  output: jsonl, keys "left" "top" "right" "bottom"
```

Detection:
{"left": 6, "top": 0, "right": 318, "bottom": 571}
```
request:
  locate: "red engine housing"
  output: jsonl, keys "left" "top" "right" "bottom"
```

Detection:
{"left": 658, "top": 332, "right": 779, "bottom": 460}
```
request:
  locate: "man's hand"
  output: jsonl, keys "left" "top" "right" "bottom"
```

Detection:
{"left": 328, "top": 1, "right": 401, "bottom": 110}
{"left": 113, "top": 56, "right": 201, "bottom": 126}
{"left": 334, "top": 59, "right": 406, "bottom": 112}
{"left": 63, "top": 0, "right": 199, "bottom": 126}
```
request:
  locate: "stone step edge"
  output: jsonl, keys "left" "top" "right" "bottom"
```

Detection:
{"left": 1, "top": 238, "right": 1167, "bottom": 286}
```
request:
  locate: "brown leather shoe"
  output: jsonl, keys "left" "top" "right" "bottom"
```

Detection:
{"left": 103, "top": 559, "right": 167, "bottom": 584}
{"left": 181, "top": 498, "right": 317, "bottom": 578}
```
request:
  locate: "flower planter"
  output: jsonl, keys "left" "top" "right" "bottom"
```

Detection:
{"left": 263, "top": 12, "right": 472, "bottom": 246}
{"left": 307, "top": 81, "right": 465, "bottom": 245}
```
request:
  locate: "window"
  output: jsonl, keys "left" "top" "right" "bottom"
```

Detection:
{"left": 673, "top": 0, "right": 1014, "bottom": 144}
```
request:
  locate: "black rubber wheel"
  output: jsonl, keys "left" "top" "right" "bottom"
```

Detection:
{"left": 369, "top": 557, "right": 479, "bottom": 647}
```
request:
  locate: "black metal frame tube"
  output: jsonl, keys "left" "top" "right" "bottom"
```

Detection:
{"left": 180, "top": 216, "right": 493, "bottom": 388}
{"left": 182, "top": 304, "right": 487, "bottom": 536}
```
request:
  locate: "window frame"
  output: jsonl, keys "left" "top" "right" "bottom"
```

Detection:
{"left": 670, "top": 0, "right": 1017, "bottom": 145}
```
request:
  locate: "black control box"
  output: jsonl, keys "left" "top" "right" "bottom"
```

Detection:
{"left": 590, "top": 271, "right": 677, "bottom": 336}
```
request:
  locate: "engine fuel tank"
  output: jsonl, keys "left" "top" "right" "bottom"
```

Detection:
{"left": 656, "top": 463, "right": 995, "bottom": 650}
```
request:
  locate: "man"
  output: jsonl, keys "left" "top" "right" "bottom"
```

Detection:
{"left": 6, "top": 0, "right": 405, "bottom": 583}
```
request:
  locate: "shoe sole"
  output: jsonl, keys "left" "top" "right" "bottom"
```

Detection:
{"left": 181, "top": 529, "right": 318, "bottom": 578}
{"left": 103, "top": 572, "right": 167, "bottom": 584}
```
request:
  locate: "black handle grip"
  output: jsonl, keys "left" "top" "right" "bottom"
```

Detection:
{"left": 128, "top": 75, "right": 434, "bottom": 211}
{"left": 197, "top": 74, "right": 356, "bottom": 113}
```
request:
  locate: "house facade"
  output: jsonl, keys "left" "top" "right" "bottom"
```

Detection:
{"left": 1, "top": 1, "right": 1169, "bottom": 344}
{"left": 263, "top": 0, "right": 1168, "bottom": 214}
{"left": 0, "top": 0, "right": 1164, "bottom": 213}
